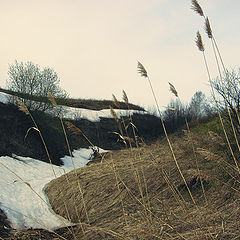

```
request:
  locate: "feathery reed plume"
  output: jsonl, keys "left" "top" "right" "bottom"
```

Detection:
{"left": 110, "top": 106, "right": 119, "bottom": 122}
{"left": 195, "top": 31, "right": 205, "bottom": 52}
{"left": 137, "top": 61, "right": 148, "bottom": 78}
{"left": 194, "top": 30, "right": 240, "bottom": 174}
{"left": 205, "top": 17, "right": 213, "bottom": 39}
{"left": 48, "top": 92, "right": 58, "bottom": 107}
{"left": 191, "top": 0, "right": 204, "bottom": 17}
{"left": 138, "top": 62, "right": 197, "bottom": 206}
{"left": 122, "top": 90, "right": 129, "bottom": 105}
{"left": 65, "top": 121, "right": 82, "bottom": 135}
{"left": 112, "top": 94, "right": 120, "bottom": 108}
{"left": 18, "top": 99, "right": 30, "bottom": 115}
{"left": 168, "top": 82, "right": 178, "bottom": 97}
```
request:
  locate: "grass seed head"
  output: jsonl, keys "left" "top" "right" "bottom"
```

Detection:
{"left": 137, "top": 61, "right": 148, "bottom": 78}
{"left": 122, "top": 90, "right": 129, "bottom": 105}
{"left": 168, "top": 82, "right": 178, "bottom": 97}
{"left": 112, "top": 94, "right": 120, "bottom": 108}
{"left": 195, "top": 31, "right": 205, "bottom": 52}
{"left": 65, "top": 121, "right": 82, "bottom": 135}
{"left": 205, "top": 17, "right": 213, "bottom": 39}
{"left": 17, "top": 99, "right": 30, "bottom": 115}
{"left": 110, "top": 106, "right": 119, "bottom": 122}
{"left": 48, "top": 92, "right": 58, "bottom": 107}
{"left": 191, "top": 0, "right": 204, "bottom": 17}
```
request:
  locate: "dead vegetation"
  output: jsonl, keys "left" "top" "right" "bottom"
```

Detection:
{"left": 39, "top": 129, "right": 240, "bottom": 239}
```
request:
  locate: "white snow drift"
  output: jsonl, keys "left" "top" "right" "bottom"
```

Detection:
{"left": 0, "top": 148, "right": 104, "bottom": 230}
{"left": 0, "top": 92, "right": 146, "bottom": 122}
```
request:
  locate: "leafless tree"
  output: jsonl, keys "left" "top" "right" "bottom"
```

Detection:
{"left": 6, "top": 60, "right": 68, "bottom": 112}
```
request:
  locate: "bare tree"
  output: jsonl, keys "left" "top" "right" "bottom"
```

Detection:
{"left": 6, "top": 60, "right": 68, "bottom": 112}
{"left": 212, "top": 67, "right": 240, "bottom": 131}
{"left": 188, "top": 91, "right": 210, "bottom": 121}
{"left": 163, "top": 99, "right": 186, "bottom": 132}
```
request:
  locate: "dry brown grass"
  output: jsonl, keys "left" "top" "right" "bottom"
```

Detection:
{"left": 36, "top": 130, "right": 240, "bottom": 239}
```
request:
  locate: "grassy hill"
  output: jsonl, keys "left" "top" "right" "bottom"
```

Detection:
{"left": 7, "top": 116, "right": 240, "bottom": 239}
{"left": 0, "top": 88, "right": 144, "bottom": 111}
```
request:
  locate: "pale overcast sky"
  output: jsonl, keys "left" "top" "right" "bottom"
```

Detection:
{"left": 0, "top": 0, "right": 239, "bottom": 110}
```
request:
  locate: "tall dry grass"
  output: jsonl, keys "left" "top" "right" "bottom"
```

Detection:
{"left": 3, "top": 1, "right": 240, "bottom": 239}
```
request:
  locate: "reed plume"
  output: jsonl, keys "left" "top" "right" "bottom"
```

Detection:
{"left": 110, "top": 106, "right": 119, "bottom": 122}
{"left": 168, "top": 82, "right": 178, "bottom": 97}
{"left": 112, "top": 94, "right": 120, "bottom": 108}
{"left": 18, "top": 99, "right": 30, "bottom": 115}
{"left": 48, "top": 92, "right": 58, "bottom": 107}
{"left": 122, "top": 90, "right": 129, "bottom": 105}
{"left": 65, "top": 121, "right": 82, "bottom": 135}
{"left": 195, "top": 31, "right": 205, "bottom": 52}
{"left": 138, "top": 61, "right": 197, "bottom": 206}
{"left": 191, "top": 0, "right": 204, "bottom": 17}
{"left": 205, "top": 17, "right": 213, "bottom": 39}
{"left": 137, "top": 61, "right": 148, "bottom": 78}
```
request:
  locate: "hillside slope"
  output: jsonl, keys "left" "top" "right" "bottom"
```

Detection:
{"left": 44, "top": 122, "right": 240, "bottom": 239}
{"left": 0, "top": 99, "right": 161, "bottom": 165}
{"left": 9, "top": 118, "right": 239, "bottom": 239}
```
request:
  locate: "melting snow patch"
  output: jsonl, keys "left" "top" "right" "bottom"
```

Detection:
{"left": 0, "top": 92, "right": 9, "bottom": 104}
{"left": 0, "top": 147, "right": 99, "bottom": 230}
{"left": 61, "top": 106, "right": 145, "bottom": 122}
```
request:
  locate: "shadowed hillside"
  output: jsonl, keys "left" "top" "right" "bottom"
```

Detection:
{"left": 0, "top": 101, "right": 161, "bottom": 165}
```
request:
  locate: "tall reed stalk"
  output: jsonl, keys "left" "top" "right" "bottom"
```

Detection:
{"left": 168, "top": 82, "right": 208, "bottom": 205}
{"left": 191, "top": 0, "right": 240, "bottom": 174}
{"left": 137, "top": 61, "right": 197, "bottom": 206}
{"left": 48, "top": 93, "right": 90, "bottom": 238}
{"left": 16, "top": 99, "right": 75, "bottom": 237}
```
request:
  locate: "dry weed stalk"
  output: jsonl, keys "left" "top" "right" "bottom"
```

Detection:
{"left": 137, "top": 61, "right": 197, "bottom": 206}
{"left": 192, "top": 2, "right": 240, "bottom": 173}
{"left": 48, "top": 93, "right": 90, "bottom": 235}
{"left": 7, "top": 99, "right": 75, "bottom": 237}
{"left": 194, "top": 31, "right": 240, "bottom": 175}
{"left": 168, "top": 82, "right": 208, "bottom": 205}
{"left": 18, "top": 99, "right": 56, "bottom": 177}
{"left": 112, "top": 91, "right": 153, "bottom": 228}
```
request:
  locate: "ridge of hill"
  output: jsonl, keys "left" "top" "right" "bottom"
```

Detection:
{"left": 0, "top": 88, "right": 144, "bottom": 111}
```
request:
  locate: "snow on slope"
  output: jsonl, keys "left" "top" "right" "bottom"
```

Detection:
{"left": 0, "top": 148, "right": 103, "bottom": 230}
{"left": 61, "top": 105, "right": 145, "bottom": 122}
{"left": 0, "top": 92, "right": 146, "bottom": 122}
{"left": 0, "top": 92, "right": 9, "bottom": 104}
